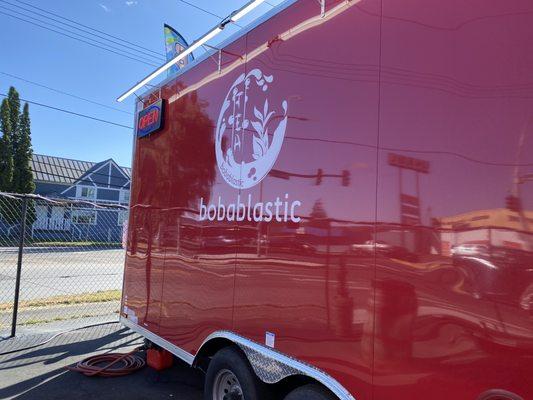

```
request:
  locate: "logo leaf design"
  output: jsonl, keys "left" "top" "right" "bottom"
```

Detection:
{"left": 253, "top": 136, "right": 265, "bottom": 159}
{"left": 251, "top": 121, "right": 263, "bottom": 135}
{"left": 253, "top": 106, "right": 263, "bottom": 122}
{"left": 263, "top": 129, "right": 269, "bottom": 148}
{"left": 263, "top": 99, "right": 269, "bottom": 117}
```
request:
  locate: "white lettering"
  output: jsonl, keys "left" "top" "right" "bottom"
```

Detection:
{"left": 198, "top": 194, "right": 302, "bottom": 224}
{"left": 274, "top": 197, "right": 283, "bottom": 222}
{"left": 237, "top": 195, "right": 246, "bottom": 222}
{"left": 227, "top": 203, "right": 235, "bottom": 221}
{"left": 290, "top": 200, "right": 301, "bottom": 223}
{"left": 208, "top": 204, "right": 217, "bottom": 221}
{"left": 253, "top": 202, "right": 263, "bottom": 222}
{"left": 200, "top": 197, "right": 207, "bottom": 221}
{"left": 264, "top": 202, "right": 273, "bottom": 222}
{"left": 217, "top": 196, "right": 226, "bottom": 221}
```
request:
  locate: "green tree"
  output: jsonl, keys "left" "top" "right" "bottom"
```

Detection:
{"left": 13, "top": 102, "right": 36, "bottom": 226}
{"left": 0, "top": 88, "right": 36, "bottom": 227}
{"left": 0, "top": 99, "right": 14, "bottom": 191}
{"left": 13, "top": 103, "right": 35, "bottom": 195}
{"left": 7, "top": 87, "right": 20, "bottom": 155}
{"left": 0, "top": 98, "right": 15, "bottom": 225}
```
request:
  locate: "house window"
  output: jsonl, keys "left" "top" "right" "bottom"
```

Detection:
{"left": 117, "top": 210, "right": 128, "bottom": 226}
{"left": 119, "top": 190, "right": 130, "bottom": 205}
{"left": 78, "top": 186, "right": 96, "bottom": 199}
{"left": 72, "top": 210, "right": 97, "bottom": 225}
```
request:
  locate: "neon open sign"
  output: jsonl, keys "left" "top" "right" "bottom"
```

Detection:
{"left": 137, "top": 99, "right": 164, "bottom": 138}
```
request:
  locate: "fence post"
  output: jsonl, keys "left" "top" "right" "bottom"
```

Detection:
{"left": 11, "top": 196, "right": 28, "bottom": 338}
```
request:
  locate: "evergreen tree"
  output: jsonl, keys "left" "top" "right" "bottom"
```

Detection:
{"left": 14, "top": 103, "right": 36, "bottom": 226}
{"left": 13, "top": 103, "right": 35, "bottom": 195}
{"left": 0, "top": 88, "right": 36, "bottom": 227}
{"left": 7, "top": 87, "right": 20, "bottom": 156}
{"left": 0, "top": 99, "right": 15, "bottom": 225}
{"left": 0, "top": 99, "right": 14, "bottom": 191}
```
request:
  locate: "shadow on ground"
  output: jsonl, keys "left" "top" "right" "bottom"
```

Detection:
{"left": 0, "top": 324, "right": 204, "bottom": 400}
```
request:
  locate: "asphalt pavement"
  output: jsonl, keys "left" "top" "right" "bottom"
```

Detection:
{"left": 0, "top": 323, "right": 204, "bottom": 400}
{"left": 0, "top": 248, "right": 124, "bottom": 302}
{"left": 0, "top": 247, "right": 125, "bottom": 338}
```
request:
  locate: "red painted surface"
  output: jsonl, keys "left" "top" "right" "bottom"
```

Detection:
{"left": 147, "top": 348, "right": 174, "bottom": 371}
{"left": 122, "top": 0, "right": 533, "bottom": 399}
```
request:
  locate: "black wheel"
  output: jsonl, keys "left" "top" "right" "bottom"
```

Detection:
{"left": 284, "top": 384, "right": 336, "bottom": 400}
{"left": 204, "top": 346, "right": 270, "bottom": 400}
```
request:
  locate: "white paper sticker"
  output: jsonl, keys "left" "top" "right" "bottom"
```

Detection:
{"left": 265, "top": 331, "right": 275, "bottom": 348}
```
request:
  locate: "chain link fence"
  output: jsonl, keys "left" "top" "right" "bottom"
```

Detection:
{"left": 0, "top": 192, "right": 127, "bottom": 338}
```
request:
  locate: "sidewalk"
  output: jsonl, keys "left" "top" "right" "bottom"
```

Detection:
{"left": 0, "top": 323, "right": 204, "bottom": 400}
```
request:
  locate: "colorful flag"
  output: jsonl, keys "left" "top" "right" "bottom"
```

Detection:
{"left": 164, "top": 24, "right": 194, "bottom": 76}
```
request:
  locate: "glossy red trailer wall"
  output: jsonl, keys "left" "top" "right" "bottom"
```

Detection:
{"left": 122, "top": 0, "right": 533, "bottom": 399}
{"left": 375, "top": 1, "right": 533, "bottom": 398}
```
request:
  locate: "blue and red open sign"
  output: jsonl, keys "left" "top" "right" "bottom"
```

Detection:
{"left": 137, "top": 99, "right": 164, "bottom": 138}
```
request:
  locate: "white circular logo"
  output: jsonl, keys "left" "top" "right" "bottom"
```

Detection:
{"left": 215, "top": 69, "right": 288, "bottom": 189}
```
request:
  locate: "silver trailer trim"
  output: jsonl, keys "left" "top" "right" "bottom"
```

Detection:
{"left": 121, "top": 316, "right": 355, "bottom": 400}
{"left": 121, "top": 316, "right": 194, "bottom": 364}
{"left": 139, "top": 0, "right": 299, "bottom": 100}
{"left": 199, "top": 331, "right": 356, "bottom": 400}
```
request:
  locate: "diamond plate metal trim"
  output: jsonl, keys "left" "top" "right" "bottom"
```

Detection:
{"left": 238, "top": 344, "right": 301, "bottom": 384}
{"left": 197, "top": 331, "right": 356, "bottom": 400}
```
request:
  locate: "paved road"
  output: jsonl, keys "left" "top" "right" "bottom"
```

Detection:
{"left": 0, "top": 324, "right": 204, "bottom": 400}
{"left": 0, "top": 248, "right": 125, "bottom": 302}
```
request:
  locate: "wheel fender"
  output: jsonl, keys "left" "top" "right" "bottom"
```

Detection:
{"left": 195, "top": 331, "right": 355, "bottom": 400}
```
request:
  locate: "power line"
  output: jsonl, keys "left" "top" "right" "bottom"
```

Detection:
{"left": 176, "top": 0, "right": 225, "bottom": 20}
{"left": 0, "top": 7, "right": 160, "bottom": 66}
{"left": 1, "top": 71, "right": 133, "bottom": 115}
{"left": 0, "top": 10, "right": 159, "bottom": 67}
{"left": 176, "top": 0, "right": 242, "bottom": 28}
{"left": 0, "top": 0, "right": 165, "bottom": 62}
{"left": 7, "top": 0, "right": 163, "bottom": 58}
{"left": 0, "top": 94, "right": 133, "bottom": 130}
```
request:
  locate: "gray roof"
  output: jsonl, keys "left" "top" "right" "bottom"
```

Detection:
{"left": 32, "top": 154, "right": 132, "bottom": 184}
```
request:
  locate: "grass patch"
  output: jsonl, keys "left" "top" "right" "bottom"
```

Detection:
{"left": 0, "top": 290, "right": 121, "bottom": 312}
{"left": 20, "top": 311, "right": 119, "bottom": 326}
{"left": 18, "top": 311, "right": 118, "bottom": 325}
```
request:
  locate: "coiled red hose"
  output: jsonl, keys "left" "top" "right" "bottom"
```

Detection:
{"left": 67, "top": 347, "right": 145, "bottom": 377}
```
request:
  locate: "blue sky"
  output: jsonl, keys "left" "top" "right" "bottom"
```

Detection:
{"left": 0, "top": 0, "right": 283, "bottom": 167}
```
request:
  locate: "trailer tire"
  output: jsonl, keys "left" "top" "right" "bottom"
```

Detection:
{"left": 204, "top": 346, "right": 270, "bottom": 400}
{"left": 284, "top": 384, "right": 336, "bottom": 400}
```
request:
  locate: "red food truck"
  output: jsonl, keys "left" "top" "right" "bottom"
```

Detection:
{"left": 120, "top": 0, "right": 533, "bottom": 399}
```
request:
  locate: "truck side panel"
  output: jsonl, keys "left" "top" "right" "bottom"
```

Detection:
{"left": 232, "top": 1, "right": 381, "bottom": 398}
{"left": 122, "top": 0, "right": 533, "bottom": 399}
{"left": 122, "top": 81, "right": 179, "bottom": 333}
{"left": 155, "top": 37, "right": 248, "bottom": 354}
{"left": 375, "top": 0, "right": 533, "bottom": 398}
